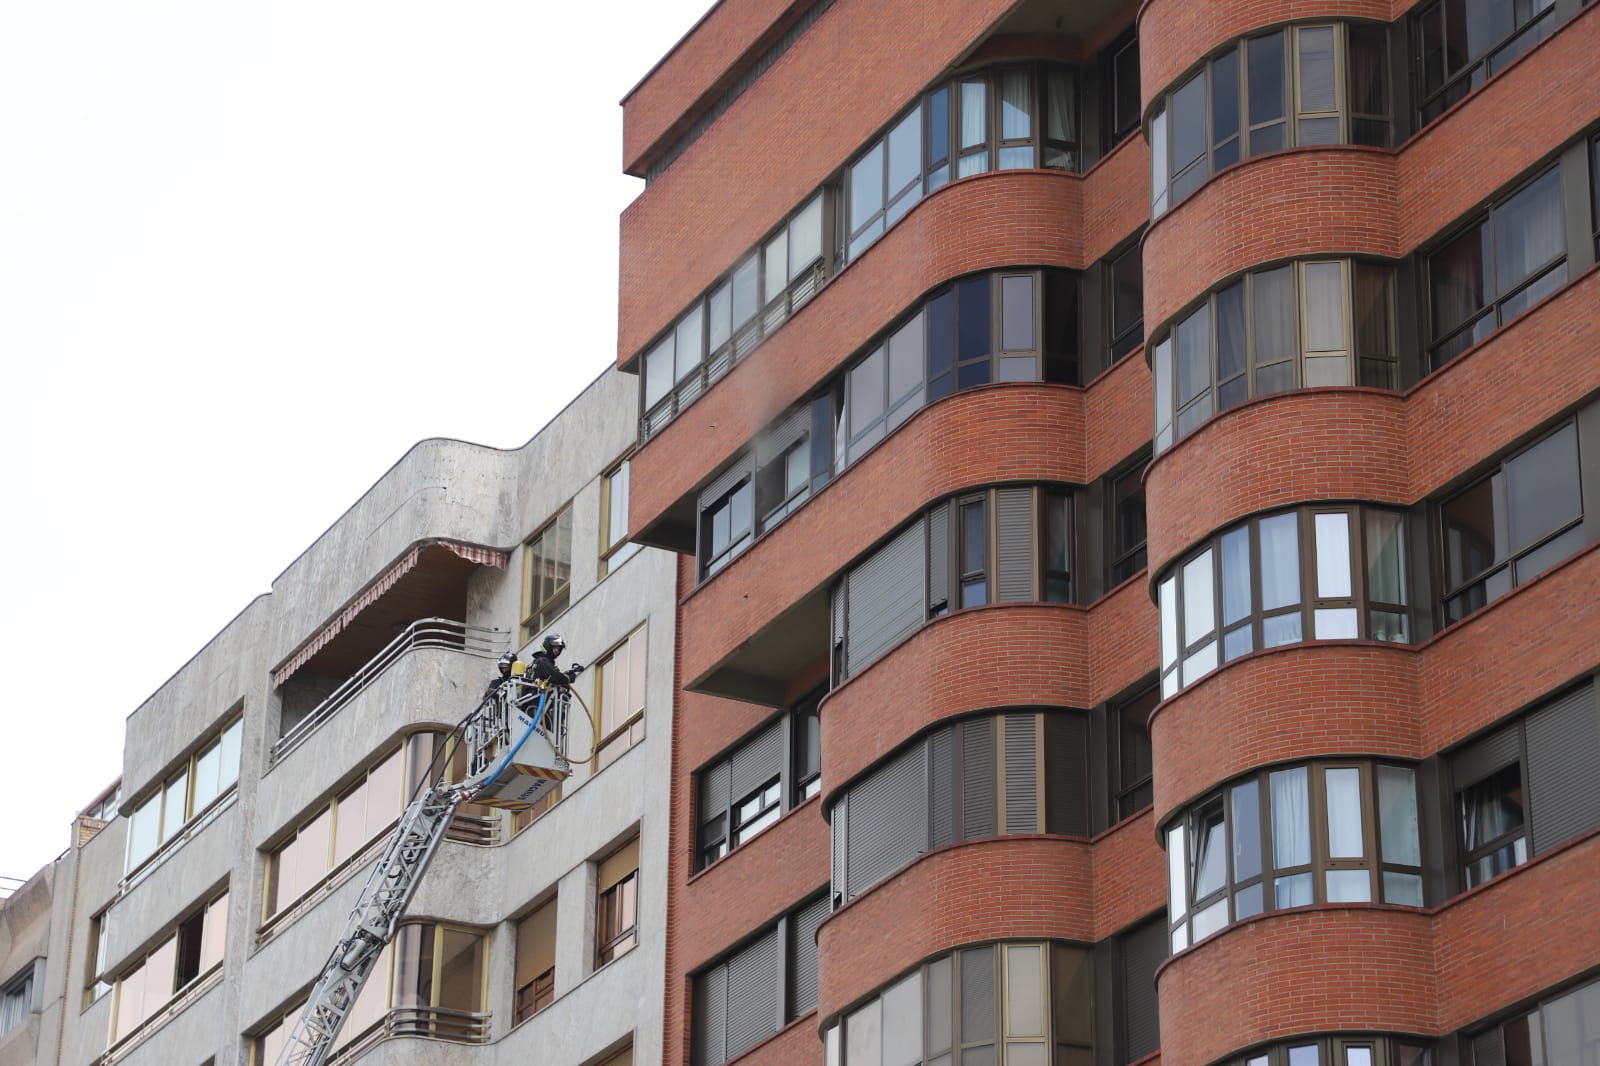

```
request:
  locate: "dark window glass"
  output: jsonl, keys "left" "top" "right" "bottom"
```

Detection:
{"left": 960, "top": 498, "right": 988, "bottom": 608}
{"left": 1115, "top": 685, "right": 1158, "bottom": 818}
{"left": 1441, "top": 420, "right": 1585, "bottom": 622}
{"left": 1045, "top": 271, "right": 1081, "bottom": 383}
{"left": 1110, "top": 463, "right": 1148, "bottom": 584}
{"left": 1247, "top": 32, "right": 1287, "bottom": 153}
{"left": 1042, "top": 492, "right": 1072, "bottom": 602}
{"left": 1348, "top": 24, "right": 1391, "bottom": 146}
{"left": 1214, "top": 281, "right": 1247, "bottom": 410}
{"left": 793, "top": 700, "right": 822, "bottom": 803}
{"left": 1170, "top": 72, "right": 1208, "bottom": 202}
{"left": 1211, "top": 50, "right": 1242, "bottom": 170}
{"left": 927, "top": 88, "right": 950, "bottom": 174}
{"left": 1111, "top": 37, "right": 1142, "bottom": 143}
{"left": 1175, "top": 303, "right": 1212, "bottom": 436}
{"left": 1108, "top": 243, "right": 1144, "bottom": 360}
{"left": 1459, "top": 762, "right": 1526, "bottom": 887}
{"left": 956, "top": 278, "right": 991, "bottom": 367}
{"left": 1416, "top": 0, "right": 1559, "bottom": 123}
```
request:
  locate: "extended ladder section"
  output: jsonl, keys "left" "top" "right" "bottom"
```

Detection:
{"left": 273, "top": 673, "right": 572, "bottom": 1066}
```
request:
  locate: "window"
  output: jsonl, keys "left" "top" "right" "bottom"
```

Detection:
{"left": 1414, "top": 0, "right": 1560, "bottom": 123}
{"left": 692, "top": 894, "right": 828, "bottom": 1066}
{"left": 599, "top": 460, "right": 639, "bottom": 577}
{"left": 594, "top": 625, "right": 648, "bottom": 771}
{"left": 641, "top": 194, "right": 826, "bottom": 439}
{"left": 125, "top": 716, "right": 243, "bottom": 873}
{"left": 1158, "top": 505, "right": 1411, "bottom": 697}
{"left": 1104, "top": 31, "right": 1142, "bottom": 146}
{"left": 832, "top": 485, "right": 1079, "bottom": 679}
{"left": 1166, "top": 760, "right": 1422, "bottom": 951}
{"left": 514, "top": 897, "right": 556, "bottom": 1024}
{"left": 1440, "top": 417, "right": 1587, "bottom": 623}
{"left": 110, "top": 890, "right": 228, "bottom": 1044}
{"left": 1449, "top": 679, "right": 1600, "bottom": 889}
{"left": 1107, "top": 240, "right": 1145, "bottom": 361}
{"left": 1591, "top": 133, "right": 1599, "bottom": 258}
{"left": 1108, "top": 457, "right": 1149, "bottom": 586}
{"left": 1112, "top": 683, "right": 1159, "bottom": 820}
{"left": 697, "top": 695, "right": 822, "bottom": 871}
{"left": 831, "top": 712, "right": 1089, "bottom": 905}
{"left": 700, "top": 476, "right": 753, "bottom": 578}
{"left": 521, "top": 506, "right": 573, "bottom": 641}
{"left": 85, "top": 912, "right": 113, "bottom": 1005}
{"left": 0, "top": 965, "right": 36, "bottom": 1037}
{"left": 845, "top": 64, "right": 1079, "bottom": 258}
{"left": 264, "top": 740, "right": 417, "bottom": 920}
{"left": 1470, "top": 973, "right": 1600, "bottom": 1066}
{"left": 1152, "top": 259, "right": 1397, "bottom": 453}
{"left": 1120, "top": 918, "right": 1166, "bottom": 1063}
{"left": 597, "top": 838, "right": 639, "bottom": 966}
{"left": 1227, "top": 1037, "right": 1433, "bottom": 1065}
{"left": 1151, "top": 25, "right": 1391, "bottom": 217}
{"left": 822, "top": 941, "right": 1093, "bottom": 1066}
{"left": 1428, "top": 166, "right": 1567, "bottom": 367}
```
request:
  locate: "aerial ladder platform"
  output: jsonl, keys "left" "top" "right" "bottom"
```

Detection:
{"left": 273, "top": 663, "right": 576, "bottom": 1066}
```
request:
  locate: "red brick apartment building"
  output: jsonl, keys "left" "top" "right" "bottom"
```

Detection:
{"left": 615, "top": 0, "right": 1600, "bottom": 1062}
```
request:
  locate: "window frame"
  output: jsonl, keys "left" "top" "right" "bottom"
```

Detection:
{"left": 512, "top": 895, "right": 557, "bottom": 1025}
{"left": 1228, "top": 1035, "right": 1435, "bottom": 1066}
{"left": 109, "top": 887, "right": 230, "bottom": 1046}
{"left": 1111, "top": 682, "right": 1159, "bottom": 821}
{"left": 123, "top": 714, "right": 243, "bottom": 876}
{"left": 597, "top": 856, "right": 639, "bottom": 967}
{"left": 1425, "top": 164, "right": 1569, "bottom": 368}
{"left": 696, "top": 696, "right": 824, "bottom": 872}
{"left": 521, "top": 504, "right": 574, "bottom": 642}
{"left": 1106, "top": 237, "right": 1146, "bottom": 362}
{"left": 592, "top": 624, "right": 649, "bottom": 773}
{"left": 598, "top": 458, "right": 640, "bottom": 578}
{"left": 700, "top": 476, "right": 755, "bottom": 579}
{"left": 1159, "top": 504, "right": 1414, "bottom": 697}
{"left": 1107, "top": 454, "right": 1150, "bottom": 587}
{"left": 1166, "top": 760, "right": 1424, "bottom": 951}
{"left": 1412, "top": 0, "right": 1561, "bottom": 124}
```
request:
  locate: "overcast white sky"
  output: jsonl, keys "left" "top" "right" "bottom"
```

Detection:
{"left": 0, "top": 0, "right": 713, "bottom": 879}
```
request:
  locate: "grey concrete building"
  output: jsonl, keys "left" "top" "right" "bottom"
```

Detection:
{"left": 2, "top": 368, "right": 672, "bottom": 1066}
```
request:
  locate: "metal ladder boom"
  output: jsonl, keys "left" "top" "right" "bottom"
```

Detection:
{"left": 272, "top": 683, "right": 563, "bottom": 1066}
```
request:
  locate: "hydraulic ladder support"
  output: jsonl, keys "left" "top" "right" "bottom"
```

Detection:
{"left": 273, "top": 678, "right": 570, "bottom": 1066}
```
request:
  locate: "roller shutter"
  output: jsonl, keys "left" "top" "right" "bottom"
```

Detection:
{"left": 1004, "top": 714, "right": 1039, "bottom": 834}
{"left": 845, "top": 744, "right": 927, "bottom": 900}
{"left": 961, "top": 718, "right": 997, "bottom": 840}
{"left": 756, "top": 406, "right": 810, "bottom": 466}
{"left": 996, "top": 486, "right": 1036, "bottom": 602}
{"left": 1121, "top": 919, "right": 1165, "bottom": 1061}
{"left": 724, "top": 928, "right": 781, "bottom": 1060}
{"left": 1525, "top": 680, "right": 1600, "bottom": 855}
{"left": 929, "top": 726, "right": 957, "bottom": 849}
{"left": 787, "top": 894, "right": 829, "bottom": 1016}
{"left": 730, "top": 719, "right": 783, "bottom": 803}
{"left": 1044, "top": 713, "right": 1090, "bottom": 837}
{"left": 692, "top": 962, "right": 727, "bottom": 1066}
{"left": 1450, "top": 722, "right": 1521, "bottom": 789}
{"left": 927, "top": 502, "right": 950, "bottom": 615}
{"left": 844, "top": 521, "right": 927, "bottom": 676}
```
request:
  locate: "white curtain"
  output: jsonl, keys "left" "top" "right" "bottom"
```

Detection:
{"left": 1270, "top": 767, "right": 1310, "bottom": 867}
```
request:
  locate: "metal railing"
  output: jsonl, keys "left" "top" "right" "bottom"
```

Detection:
{"left": 326, "top": 1007, "right": 492, "bottom": 1064}
{"left": 272, "top": 619, "right": 507, "bottom": 766}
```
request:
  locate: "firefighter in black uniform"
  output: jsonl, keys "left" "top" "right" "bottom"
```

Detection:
{"left": 483, "top": 652, "right": 519, "bottom": 701}
{"left": 529, "top": 634, "right": 583, "bottom": 688}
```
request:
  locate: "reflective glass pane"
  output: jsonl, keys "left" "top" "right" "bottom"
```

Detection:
{"left": 927, "top": 956, "right": 953, "bottom": 1055}
{"left": 1262, "top": 612, "right": 1303, "bottom": 647}
{"left": 1314, "top": 512, "right": 1353, "bottom": 598}
{"left": 1193, "top": 806, "right": 1227, "bottom": 897}
{"left": 850, "top": 142, "right": 885, "bottom": 233}
{"left": 1505, "top": 423, "right": 1580, "bottom": 553}
{"left": 732, "top": 255, "right": 759, "bottom": 328}
{"left": 643, "top": 337, "right": 673, "bottom": 409}
{"left": 1364, "top": 511, "right": 1406, "bottom": 604}
{"left": 1001, "top": 276, "right": 1034, "bottom": 351}
{"left": 1150, "top": 108, "right": 1168, "bottom": 214}
{"left": 220, "top": 719, "right": 243, "bottom": 788}
{"left": 162, "top": 770, "right": 189, "bottom": 841}
{"left": 1216, "top": 282, "right": 1246, "bottom": 386}
{"left": 1327, "top": 869, "right": 1372, "bottom": 902}
{"left": 1183, "top": 549, "right": 1216, "bottom": 642}
{"left": 1297, "top": 26, "right": 1337, "bottom": 112}
{"left": 1314, "top": 607, "right": 1358, "bottom": 638}
{"left": 1153, "top": 336, "right": 1174, "bottom": 437}
{"left": 1325, "top": 767, "right": 1364, "bottom": 858}
{"left": 1259, "top": 513, "right": 1301, "bottom": 610}
{"left": 1212, "top": 51, "right": 1240, "bottom": 148}
{"left": 889, "top": 110, "right": 922, "bottom": 198}
{"left": 848, "top": 998, "right": 883, "bottom": 1066}
{"left": 1288, "top": 1045, "right": 1320, "bottom": 1066}
{"left": 1225, "top": 624, "right": 1254, "bottom": 661}
{"left": 675, "top": 305, "right": 703, "bottom": 382}
{"left": 1384, "top": 871, "right": 1424, "bottom": 906}
{"left": 1167, "top": 824, "right": 1188, "bottom": 918}
{"left": 960, "top": 80, "right": 987, "bottom": 150}
{"left": 1192, "top": 898, "right": 1227, "bottom": 940}
{"left": 1304, "top": 261, "right": 1346, "bottom": 352}
{"left": 1378, "top": 765, "right": 1420, "bottom": 866}
{"left": 849, "top": 348, "right": 887, "bottom": 435}
{"left": 1274, "top": 872, "right": 1313, "bottom": 907}
{"left": 709, "top": 280, "right": 733, "bottom": 350}
{"left": 192, "top": 741, "right": 222, "bottom": 814}
{"left": 1346, "top": 1046, "right": 1375, "bottom": 1066}
{"left": 1494, "top": 168, "right": 1565, "bottom": 292}
{"left": 960, "top": 946, "right": 995, "bottom": 1043}
{"left": 884, "top": 973, "right": 923, "bottom": 1066}
{"left": 1182, "top": 640, "right": 1217, "bottom": 685}
{"left": 1247, "top": 33, "right": 1286, "bottom": 129}
{"left": 761, "top": 239, "right": 785, "bottom": 307}
{"left": 1221, "top": 526, "right": 1251, "bottom": 625}
{"left": 1176, "top": 304, "right": 1210, "bottom": 408}
{"left": 1232, "top": 779, "right": 1262, "bottom": 880}
{"left": 1160, "top": 576, "right": 1178, "bottom": 669}
{"left": 1234, "top": 881, "right": 1265, "bottom": 920}
{"left": 1443, "top": 474, "right": 1501, "bottom": 587}
{"left": 1430, "top": 220, "right": 1490, "bottom": 337}
{"left": 1005, "top": 946, "right": 1043, "bottom": 1036}
{"left": 790, "top": 195, "right": 824, "bottom": 275}
{"left": 1270, "top": 766, "right": 1310, "bottom": 867}
{"left": 1252, "top": 265, "right": 1297, "bottom": 370}
{"left": 1171, "top": 72, "right": 1207, "bottom": 172}
{"left": 957, "top": 278, "right": 990, "bottom": 363}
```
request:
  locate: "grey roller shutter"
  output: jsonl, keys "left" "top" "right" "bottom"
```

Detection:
{"left": 960, "top": 945, "right": 997, "bottom": 1045}
{"left": 725, "top": 927, "right": 781, "bottom": 1060}
{"left": 787, "top": 894, "right": 829, "bottom": 1016}
{"left": 1471, "top": 1028, "right": 1506, "bottom": 1066}
{"left": 929, "top": 726, "right": 957, "bottom": 849}
{"left": 1525, "top": 680, "right": 1600, "bottom": 855}
{"left": 996, "top": 486, "right": 1036, "bottom": 602}
{"left": 1044, "top": 713, "right": 1090, "bottom": 837}
{"left": 1450, "top": 722, "right": 1521, "bottom": 789}
{"left": 1004, "top": 714, "right": 1040, "bottom": 834}
{"left": 928, "top": 502, "right": 950, "bottom": 615}
{"left": 1121, "top": 919, "right": 1165, "bottom": 1061}
{"left": 731, "top": 719, "right": 783, "bottom": 802}
{"left": 701, "top": 460, "right": 752, "bottom": 512}
{"left": 693, "top": 962, "right": 728, "bottom": 1066}
{"left": 845, "top": 744, "right": 927, "bottom": 900}
{"left": 961, "top": 718, "right": 997, "bottom": 840}
{"left": 700, "top": 759, "right": 731, "bottom": 840}
{"left": 756, "top": 406, "right": 810, "bottom": 465}
{"left": 830, "top": 580, "right": 847, "bottom": 682}
{"left": 845, "top": 521, "right": 927, "bottom": 676}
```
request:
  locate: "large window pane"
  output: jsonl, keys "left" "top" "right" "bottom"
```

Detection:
{"left": 1314, "top": 512, "right": 1353, "bottom": 598}
{"left": 1378, "top": 765, "right": 1420, "bottom": 866}
{"left": 850, "top": 143, "right": 885, "bottom": 235}
{"left": 1247, "top": 33, "right": 1287, "bottom": 152}
{"left": 1001, "top": 69, "right": 1031, "bottom": 140}
{"left": 882, "top": 972, "right": 922, "bottom": 1066}
{"left": 791, "top": 195, "right": 824, "bottom": 275}
{"left": 1005, "top": 946, "right": 1043, "bottom": 1036}
{"left": 1325, "top": 767, "right": 1364, "bottom": 858}
{"left": 1252, "top": 265, "right": 1297, "bottom": 388}
{"left": 1364, "top": 511, "right": 1406, "bottom": 604}
{"left": 1430, "top": 220, "right": 1490, "bottom": 338}
{"left": 1231, "top": 779, "right": 1262, "bottom": 880}
{"left": 1493, "top": 168, "right": 1564, "bottom": 292}
{"left": 1504, "top": 423, "right": 1580, "bottom": 552}
{"left": 1221, "top": 526, "right": 1252, "bottom": 625}
{"left": 957, "top": 279, "right": 990, "bottom": 365}
{"left": 675, "top": 306, "right": 703, "bottom": 382}
{"left": 1259, "top": 513, "right": 1301, "bottom": 610}
{"left": 1270, "top": 766, "right": 1311, "bottom": 867}
{"left": 1297, "top": 26, "right": 1337, "bottom": 115}
{"left": 1183, "top": 549, "right": 1215, "bottom": 642}
{"left": 1167, "top": 824, "right": 1188, "bottom": 919}
{"left": 1304, "top": 261, "right": 1346, "bottom": 353}
{"left": 1211, "top": 50, "right": 1241, "bottom": 167}
{"left": 1192, "top": 805, "right": 1227, "bottom": 897}
{"left": 1176, "top": 305, "right": 1210, "bottom": 409}
{"left": 1001, "top": 276, "right": 1034, "bottom": 351}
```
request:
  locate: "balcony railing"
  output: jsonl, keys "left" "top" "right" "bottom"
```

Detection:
{"left": 271, "top": 618, "right": 507, "bottom": 766}
{"left": 327, "top": 1007, "right": 492, "bottom": 1064}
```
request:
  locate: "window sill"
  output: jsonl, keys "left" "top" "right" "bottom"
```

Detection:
{"left": 687, "top": 792, "right": 821, "bottom": 887}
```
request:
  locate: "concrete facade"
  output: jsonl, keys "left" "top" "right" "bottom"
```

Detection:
{"left": 5, "top": 367, "right": 672, "bottom": 1066}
